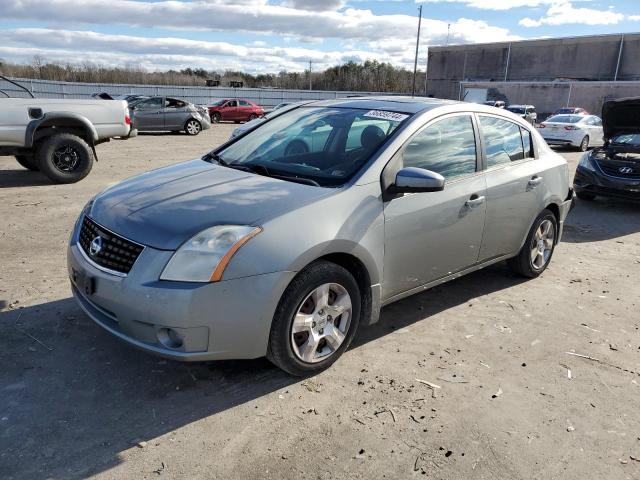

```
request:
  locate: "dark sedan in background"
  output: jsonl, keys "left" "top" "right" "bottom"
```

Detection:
{"left": 574, "top": 97, "right": 640, "bottom": 201}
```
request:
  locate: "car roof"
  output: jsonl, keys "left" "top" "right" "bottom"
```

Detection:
{"left": 508, "top": 104, "right": 534, "bottom": 108}
{"left": 307, "top": 96, "right": 460, "bottom": 114}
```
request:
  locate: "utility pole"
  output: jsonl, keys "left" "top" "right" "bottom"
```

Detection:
{"left": 412, "top": 4, "right": 423, "bottom": 97}
{"left": 309, "top": 60, "right": 312, "bottom": 91}
{"left": 445, "top": 23, "right": 451, "bottom": 46}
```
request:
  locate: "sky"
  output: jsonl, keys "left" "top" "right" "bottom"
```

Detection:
{"left": 0, "top": 0, "right": 639, "bottom": 74}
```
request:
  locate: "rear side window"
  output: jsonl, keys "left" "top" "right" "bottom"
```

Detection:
{"left": 239, "top": 100, "right": 251, "bottom": 106}
{"left": 480, "top": 116, "right": 533, "bottom": 167}
{"left": 402, "top": 115, "right": 477, "bottom": 181}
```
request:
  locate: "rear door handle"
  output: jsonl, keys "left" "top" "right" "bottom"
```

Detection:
{"left": 528, "top": 176, "right": 543, "bottom": 188}
{"left": 465, "top": 195, "right": 486, "bottom": 208}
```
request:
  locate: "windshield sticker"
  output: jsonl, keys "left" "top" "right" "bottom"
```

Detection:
{"left": 363, "top": 110, "right": 409, "bottom": 122}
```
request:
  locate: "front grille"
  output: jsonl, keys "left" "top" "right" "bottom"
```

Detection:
{"left": 597, "top": 161, "right": 640, "bottom": 179}
{"left": 78, "top": 216, "right": 144, "bottom": 274}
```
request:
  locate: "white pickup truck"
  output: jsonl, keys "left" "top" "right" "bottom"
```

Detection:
{"left": 0, "top": 76, "right": 136, "bottom": 183}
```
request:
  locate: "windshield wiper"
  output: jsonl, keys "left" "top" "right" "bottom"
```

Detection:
{"left": 271, "top": 175, "right": 321, "bottom": 187}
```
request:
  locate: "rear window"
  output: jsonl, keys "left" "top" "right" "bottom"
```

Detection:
{"left": 545, "top": 115, "right": 583, "bottom": 124}
{"left": 507, "top": 107, "right": 525, "bottom": 114}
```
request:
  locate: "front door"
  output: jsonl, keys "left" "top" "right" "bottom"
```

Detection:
{"left": 133, "top": 97, "right": 164, "bottom": 130}
{"left": 383, "top": 114, "right": 487, "bottom": 300}
{"left": 222, "top": 100, "right": 239, "bottom": 121}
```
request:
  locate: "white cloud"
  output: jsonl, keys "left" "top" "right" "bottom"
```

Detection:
{"left": 419, "top": 0, "right": 562, "bottom": 10}
{"left": 629, "top": 15, "right": 640, "bottom": 21}
{"left": 1, "top": 0, "right": 515, "bottom": 45}
{"left": 519, "top": 2, "right": 625, "bottom": 27}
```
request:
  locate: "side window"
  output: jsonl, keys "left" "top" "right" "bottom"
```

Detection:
{"left": 137, "top": 97, "right": 163, "bottom": 110}
{"left": 521, "top": 127, "right": 533, "bottom": 158}
{"left": 594, "top": 117, "right": 603, "bottom": 126}
{"left": 402, "top": 115, "right": 477, "bottom": 181}
{"left": 239, "top": 100, "right": 251, "bottom": 107}
{"left": 479, "top": 116, "right": 525, "bottom": 167}
{"left": 226, "top": 100, "right": 238, "bottom": 107}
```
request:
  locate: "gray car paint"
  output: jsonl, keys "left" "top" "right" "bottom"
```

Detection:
{"left": 69, "top": 97, "right": 572, "bottom": 361}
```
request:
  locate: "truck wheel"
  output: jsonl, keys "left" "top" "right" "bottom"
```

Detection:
{"left": 36, "top": 134, "right": 94, "bottom": 184}
{"left": 15, "top": 154, "right": 39, "bottom": 171}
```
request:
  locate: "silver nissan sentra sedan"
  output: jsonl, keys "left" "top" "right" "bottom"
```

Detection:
{"left": 68, "top": 97, "right": 574, "bottom": 376}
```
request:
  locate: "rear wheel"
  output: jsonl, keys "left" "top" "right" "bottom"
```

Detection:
{"left": 578, "top": 135, "right": 589, "bottom": 152}
{"left": 249, "top": 114, "right": 258, "bottom": 121}
{"left": 267, "top": 261, "right": 361, "bottom": 376}
{"left": 508, "top": 209, "right": 557, "bottom": 278}
{"left": 15, "top": 154, "right": 39, "bottom": 171}
{"left": 36, "top": 133, "right": 94, "bottom": 184}
{"left": 185, "top": 119, "right": 201, "bottom": 136}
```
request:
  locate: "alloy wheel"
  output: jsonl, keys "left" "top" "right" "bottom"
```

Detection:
{"left": 530, "top": 219, "right": 555, "bottom": 270}
{"left": 291, "top": 283, "right": 352, "bottom": 363}
{"left": 52, "top": 145, "right": 80, "bottom": 172}
{"left": 186, "top": 120, "right": 201, "bottom": 135}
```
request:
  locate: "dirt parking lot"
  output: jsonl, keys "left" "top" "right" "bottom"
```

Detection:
{"left": 1, "top": 126, "right": 639, "bottom": 480}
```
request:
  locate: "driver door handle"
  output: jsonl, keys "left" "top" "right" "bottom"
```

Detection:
{"left": 528, "top": 175, "right": 543, "bottom": 188}
{"left": 465, "top": 194, "right": 485, "bottom": 208}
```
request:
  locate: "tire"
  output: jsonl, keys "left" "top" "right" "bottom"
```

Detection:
{"left": 507, "top": 209, "right": 558, "bottom": 279}
{"left": 15, "top": 154, "right": 39, "bottom": 171}
{"left": 36, "top": 133, "right": 94, "bottom": 184}
{"left": 576, "top": 191, "right": 596, "bottom": 201}
{"left": 185, "top": 119, "right": 201, "bottom": 136}
{"left": 267, "top": 261, "right": 361, "bottom": 376}
{"left": 249, "top": 114, "right": 258, "bottom": 121}
{"left": 578, "top": 135, "right": 589, "bottom": 152}
{"left": 212, "top": 113, "right": 221, "bottom": 123}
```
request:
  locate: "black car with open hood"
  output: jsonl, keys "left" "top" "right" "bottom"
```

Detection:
{"left": 573, "top": 97, "right": 640, "bottom": 201}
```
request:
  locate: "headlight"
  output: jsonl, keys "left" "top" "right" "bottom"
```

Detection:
{"left": 578, "top": 153, "right": 596, "bottom": 172}
{"left": 160, "top": 225, "right": 261, "bottom": 282}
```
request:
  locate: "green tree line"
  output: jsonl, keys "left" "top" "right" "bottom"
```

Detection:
{"left": 0, "top": 57, "right": 427, "bottom": 94}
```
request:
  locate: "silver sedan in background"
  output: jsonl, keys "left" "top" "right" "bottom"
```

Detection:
{"left": 130, "top": 96, "right": 211, "bottom": 135}
{"left": 68, "top": 97, "right": 573, "bottom": 376}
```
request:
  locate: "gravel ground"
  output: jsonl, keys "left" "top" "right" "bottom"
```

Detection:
{"left": 1, "top": 126, "right": 639, "bottom": 480}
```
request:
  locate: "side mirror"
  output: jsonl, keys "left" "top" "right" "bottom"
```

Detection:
{"left": 388, "top": 167, "right": 445, "bottom": 194}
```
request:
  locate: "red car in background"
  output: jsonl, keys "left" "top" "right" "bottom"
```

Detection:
{"left": 208, "top": 99, "right": 264, "bottom": 123}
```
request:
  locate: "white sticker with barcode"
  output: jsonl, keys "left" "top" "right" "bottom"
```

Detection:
{"left": 363, "top": 110, "right": 409, "bottom": 122}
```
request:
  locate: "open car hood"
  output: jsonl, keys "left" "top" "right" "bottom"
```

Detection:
{"left": 602, "top": 97, "right": 640, "bottom": 140}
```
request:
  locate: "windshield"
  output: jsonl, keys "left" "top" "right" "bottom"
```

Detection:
{"left": 215, "top": 106, "right": 408, "bottom": 187}
{"left": 507, "top": 107, "right": 525, "bottom": 114}
{"left": 545, "top": 115, "right": 583, "bottom": 124}
{"left": 555, "top": 108, "right": 578, "bottom": 114}
{"left": 611, "top": 133, "right": 640, "bottom": 145}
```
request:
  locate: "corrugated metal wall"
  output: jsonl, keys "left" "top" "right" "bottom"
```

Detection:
{"left": 0, "top": 77, "right": 394, "bottom": 107}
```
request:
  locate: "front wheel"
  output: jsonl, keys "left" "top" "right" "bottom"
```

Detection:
{"left": 185, "top": 119, "right": 202, "bottom": 136}
{"left": 211, "top": 112, "right": 221, "bottom": 123}
{"left": 267, "top": 261, "right": 361, "bottom": 376}
{"left": 36, "top": 134, "right": 94, "bottom": 184}
{"left": 578, "top": 136, "right": 589, "bottom": 152}
{"left": 507, "top": 209, "right": 557, "bottom": 278}
{"left": 15, "top": 154, "right": 39, "bottom": 171}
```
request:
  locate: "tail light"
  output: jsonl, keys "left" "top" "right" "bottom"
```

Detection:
{"left": 125, "top": 113, "right": 131, "bottom": 125}
{"left": 564, "top": 125, "right": 577, "bottom": 131}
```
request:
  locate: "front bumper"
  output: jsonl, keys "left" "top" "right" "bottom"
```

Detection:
{"left": 574, "top": 165, "right": 640, "bottom": 201}
{"left": 67, "top": 221, "right": 295, "bottom": 361}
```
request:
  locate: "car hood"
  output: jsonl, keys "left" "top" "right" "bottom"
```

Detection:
{"left": 602, "top": 97, "right": 640, "bottom": 140}
{"left": 89, "top": 159, "right": 333, "bottom": 250}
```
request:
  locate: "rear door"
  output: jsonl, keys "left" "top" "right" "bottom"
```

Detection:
{"left": 382, "top": 113, "right": 487, "bottom": 299}
{"left": 238, "top": 100, "right": 254, "bottom": 121}
{"left": 477, "top": 114, "right": 548, "bottom": 260}
{"left": 164, "top": 98, "right": 189, "bottom": 130}
{"left": 132, "top": 97, "right": 164, "bottom": 130}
